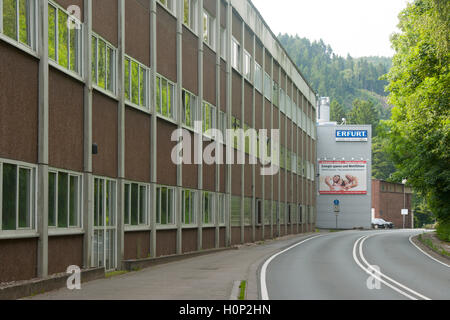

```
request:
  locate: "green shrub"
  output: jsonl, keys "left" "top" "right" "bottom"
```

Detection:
{"left": 436, "top": 221, "right": 450, "bottom": 243}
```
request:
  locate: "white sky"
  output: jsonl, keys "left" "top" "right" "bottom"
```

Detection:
{"left": 251, "top": 0, "right": 411, "bottom": 58}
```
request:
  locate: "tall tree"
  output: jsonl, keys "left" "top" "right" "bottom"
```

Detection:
{"left": 384, "top": 0, "right": 450, "bottom": 239}
{"left": 347, "top": 99, "right": 379, "bottom": 130}
{"left": 330, "top": 100, "right": 346, "bottom": 123}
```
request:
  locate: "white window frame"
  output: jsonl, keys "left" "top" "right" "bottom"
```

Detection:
{"left": 182, "top": 189, "right": 197, "bottom": 225}
{"left": 92, "top": 32, "right": 117, "bottom": 96}
{"left": 254, "top": 62, "right": 262, "bottom": 93}
{"left": 264, "top": 72, "right": 272, "bottom": 101}
{"left": 203, "top": 9, "right": 215, "bottom": 51}
{"left": 124, "top": 181, "right": 150, "bottom": 228}
{"left": 156, "top": 185, "right": 175, "bottom": 226}
{"left": 202, "top": 191, "right": 214, "bottom": 226}
{"left": 0, "top": 0, "right": 38, "bottom": 53}
{"left": 183, "top": 0, "right": 197, "bottom": 34}
{"left": 217, "top": 193, "right": 226, "bottom": 226}
{"left": 156, "top": 73, "right": 177, "bottom": 122}
{"left": 48, "top": 168, "right": 83, "bottom": 230}
{"left": 0, "top": 159, "right": 37, "bottom": 234}
{"left": 124, "top": 55, "right": 149, "bottom": 111}
{"left": 202, "top": 101, "right": 217, "bottom": 136}
{"left": 231, "top": 37, "right": 241, "bottom": 72}
{"left": 220, "top": 26, "right": 226, "bottom": 60}
{"left": 158, "top": 0, "right": 176, "bottom": 15}
{"left": 48, "top": 1, "right": 83, "bottom": 76}
{"left": 182, "top": 89, "right": 198, "bottom": 129}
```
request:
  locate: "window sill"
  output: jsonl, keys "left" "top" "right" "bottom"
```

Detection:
{"left": 48, "top": 228, "right": 84, "bottom": 237}
{"left": 156, "top": 113, "right": 178, "bottom": 126}
{"left": 93, "top": 85, "right": 118, "bottom": 101}
{"left": 49, "top": 60, "right": 84, "bottom": 84}
{"left": 0, "top": 231, "right": 39, "bottom": 240}
{"left": 124, "top": 225, "right": 151, "bottom": 232}
{"left": 156, "top": 225, "right": 177, "bottom": 231}
{"left": 0, "top": 34, "right": 38, "bottom": 59}
{"left": 125, "top": 100, "right": 151, "bottom": 115}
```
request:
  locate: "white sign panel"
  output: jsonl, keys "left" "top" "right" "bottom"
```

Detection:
{"left": 401, "top": 209, "right": 409, "bottom": 216}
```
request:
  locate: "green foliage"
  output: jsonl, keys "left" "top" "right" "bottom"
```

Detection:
{"left": 278, "top": 34, "right": 391, "bottom": 116}
{"left": 347, "top": 99, "right": 379, "bottom": 130}
{"left": 330, "top": 100, "right": 346, "bottom": 123}
{"left": 384, "top": 0, "right": 450, "bottom": 226}
{"left": 436, "top": 221, "right": 450, "bottom": 243}
{"left": 239, "top": 281, "right": 247, "bottom": 300}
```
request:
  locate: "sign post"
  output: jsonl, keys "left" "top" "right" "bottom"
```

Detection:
{"left": 334, "top": 200, "right": 340, "bottom": 229}
{"left": 401, "top": 209, "right": 408, "bottom": 229}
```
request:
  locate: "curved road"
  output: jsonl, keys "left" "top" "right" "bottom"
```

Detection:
{"left": 262, "top": 230, "right": 449, "bottom": 300}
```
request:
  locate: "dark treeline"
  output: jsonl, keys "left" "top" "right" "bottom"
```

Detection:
{"left": 278, "top": 34, "right": 392, "bottom": 118}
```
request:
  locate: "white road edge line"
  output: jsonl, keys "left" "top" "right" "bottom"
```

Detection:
{"left": 408, "top": 235, "right": 450, "bottom": 268}
{"left": 353, "top": 235, "right": 431, "bottom": 300}
{"left": 260, "top": 235, "right": 323, "bottom": 300}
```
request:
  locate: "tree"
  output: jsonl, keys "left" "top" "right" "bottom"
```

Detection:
{"left": 384, "top": 0, "right": 450, "bottom": 240}
{"left": 330, "top": 100, "right": 346, "bottom": 123}
{"left": 347, "top": 99, "right": 379, "bottom": 131}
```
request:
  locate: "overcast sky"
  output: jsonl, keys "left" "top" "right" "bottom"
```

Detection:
{"left": 251, "top": 0, "right": 411, "bottom": 58}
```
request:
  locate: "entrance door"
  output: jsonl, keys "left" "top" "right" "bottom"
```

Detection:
{"left": 93, "top": 177, "right": 117, "bottom": 271}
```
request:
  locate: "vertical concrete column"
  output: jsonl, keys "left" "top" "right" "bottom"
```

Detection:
{"left": 214, "top": 0, "right": 221, "bottom": 249}
{"left": 277, "top": 64, "right": 281, "bottom": 238}
{"left": 37, "top": 0, "right": 49, "bottom": 278}
{"left": 175, "top": 0, "right": 183, "bottom": 255}
{"left": 261, "top": 46, "right": 265, "bottom": 241}
{"left": 295, "top": 89, "right": 299, "bottom": 234}
{"left": 117, "top": 0, "right": 126, "bottom": 269}
{"left": 269, "top": 55, "right": 274, "bottom": 239}
{"left": 197, "top": 0, "right": 204, "bottom": 251}
{"left": 240, "top": 20, "right": 245, "bottom": 245}
{"left": 251, "top": 32, "right": 256, "bottom": 242}
{"left": 225, "top": 0, "right": 232, "bottom": 247}
{"left": 149, "top": 0, "right": 157, "bottom": 258}
{"left": 283, "top": 73, "right": 287, "bottom": 236}
{"left": 291, "top": 81, "right": 294, "bottom": 235}
{"left": 83, "top": 0, "right": 93, "bottom": 268}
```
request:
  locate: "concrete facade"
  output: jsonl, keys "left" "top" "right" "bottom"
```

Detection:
{"left": 316, "top": 124, "right": 372, "bottom": 229}
{"left": 0, "top": 0, "right": 317, "bottom": 284}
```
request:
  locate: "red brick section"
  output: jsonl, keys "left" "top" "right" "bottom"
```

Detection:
{"left": 372, "top": 180, "right": 413, "bottom": 228}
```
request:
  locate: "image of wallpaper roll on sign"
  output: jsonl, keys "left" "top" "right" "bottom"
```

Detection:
{"left": 319, "top": 161, "right": 367, "bottom": 195}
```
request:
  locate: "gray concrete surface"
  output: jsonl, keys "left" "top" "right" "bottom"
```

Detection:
{"left": 25, "top": 232, "right": 318, "bottom": 300}
{"left": 265, "top": 229, "right": 450, "bottom": 300}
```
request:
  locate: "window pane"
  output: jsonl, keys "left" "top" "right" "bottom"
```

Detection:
{"left": 3, "top": 0, "right": 17, "bottom": 40}
{"left": 168, "top": 83, "right": 173, "bottom": 118}
{"left": 183, "top": 0, "right": 189, "bottom": 25}
{"left": 131, "top": 61, "right": 139, "bottom": 105}
{"left": 161, "top": 79, "right": 168, "bottom": 116}
{"left": 99, "top": 179, "right": 104, "bottom": 226}
{"left": 18, "top": 0, "right": 29, "bottom": 45}
{"left": 91, "top": 36, "right": 97, "bottom": 82}
{"left": 106, "top": 47, "right": 114, "bottom": 92}
{"left": 2, "top": 164, "right": 17, "bottom": 230}
{"left": 69, "top": 176, "right": 78, "bottom": 227}
{"left": 48, "top": 172, "right": 56, "bottom": 227}
{"left": 131, "top": 183, "right": 138, "bottom": 225}
{"left": 57, "top": 172, "right": 68, "bottom": 228}
{"left": 98, "top": 40, "right": 106, "bottom": 89}
{"left": 69, "top": 26, "right": 78, "bottom": 72}
{"left": 124, "top": 58, "right": 130, "bottom": 100}
{"left": 168, "top": 189, "right": 173, "bottom": 224}
{"left": 156, "top": 188, "right": 160, "bottom": 224}
{"left": 94, "top": 178, "right": 99, "bottom": 226}
{"left": 48, "top": 5, "right": 56, "bottom": 60}
{"left": 156, "top": 77, "right": 161, "bottom": 114}
{"left": 124, "top": 184, "right": 130, "bottom": 225}
{"left": 58, "top": 10, "right": 69, "bottom": 68}
{"left": 139, "top": 186, "right": 147, "bottom": 224}
{"left": 140, "top": 67, "right": 146, "bottom": 107}
{"left": 161, "top": 188, "right": 167, "bottom": 224}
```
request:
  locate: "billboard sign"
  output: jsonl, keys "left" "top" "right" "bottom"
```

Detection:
{"left": 336, "top": 130, "right": 368, "bottom": 142}
{"left": 319, "top": 161, "right": 367, "bottom": 195}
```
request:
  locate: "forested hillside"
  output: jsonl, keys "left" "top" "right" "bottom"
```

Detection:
{"left": 278, "top": 34, "right": 392, "bottom": 119}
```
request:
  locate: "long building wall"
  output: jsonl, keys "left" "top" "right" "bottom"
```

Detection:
{"left": 0, "top": 0, "right": 317, "bottom": 283}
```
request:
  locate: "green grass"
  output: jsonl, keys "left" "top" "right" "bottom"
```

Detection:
{"left": 105, "top": 270, "right": 129, "bottom": 278}
{"left": 418, "top": 234, "right": 450, "bottom": 257}
{"left": 238, "top": 281, "right": 247, "bottom": 300}
{"left": 436, "top": 221, "right": 450, "bottom": 243}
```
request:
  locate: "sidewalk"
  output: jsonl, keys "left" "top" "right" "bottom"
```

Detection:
{"left": 25, "top": 232, "right": 319, "bottom": 300}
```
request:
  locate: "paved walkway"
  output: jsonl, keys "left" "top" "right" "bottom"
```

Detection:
{"left": 25, "top": 232, "right": 318, "bottom": 300}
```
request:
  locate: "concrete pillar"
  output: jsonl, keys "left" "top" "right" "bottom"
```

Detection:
{"left": 225, "top": 0, "right": 232, "bottom": 247}
{"left": 214, "top": 0, "right": 221, "bottom": 249}
{"left": 197, "top": 0, "right": 204, "bottom": 251}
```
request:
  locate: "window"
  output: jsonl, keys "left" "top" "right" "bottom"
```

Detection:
{"left": 203, "top": 10, "right": 215, "bottom": 50}
{"left": 182, "top": 90, "right": 197, "bottom": 128}
{"left": 218, "top": 110, "right": 227, "bottom": 139}
{"left": 231, "top": 38, "right": 240, "bottom": 71}
{"left": 124, "top": 182, "right": 149, "bottom": 226}
{"left": 0, "top": 161, "right": 35, "bottom": 231}
{"left": 254, "top": 62, "right": 262, "bottom": 93}
{"left": 48, "top": 170, "right": 82, "bottom": 228}
{"left": 256, "top": 199, "right": 262, "bottom": 226}
{"left": 156, "top": 74, "right": 176, "bottom": 121}
{"left": 297, "top": 105, "right": 302, "bottom": 127}
{"left": 1, "top": 0, "right": 36, "bottom": 50}
{"left": 203, "top": 192, "right": 214, "bottom": 225}
{"left": 244, "top": 197, "right": 251, "bottom": 226}
{"left": 230, "top": 196, "right": 240, "bottom": 227}
{"left": 220, "top": 27, "right": 226, "bottom": 59}
{"left": 48, "top": 2, "right": 82, "bottom": 75}
{"left": 272, "top": 82, "right": 279, "bottom": 106}
{"left": 92, "top": 33, "right": 116, "bottom": 94}
{"left": 182, "top": 189, "right": 197, "bottom": 225}
{"left": 183, "top": 0, "right": 197, "bottom": 33}
{"left": 298, "top": 205, "right": 303, "bottom": 224}
{"left": 286, "top": 96, "right": 292, "bottom": 119}
{"left": 264, "top": 72, "right": 271, "bottom": 101}
{"left": 124, "top": 56, "right": 148, "bottom": 109}
{"left": 280, "top": 89, "right": 285, "bottom": 114}
{"left": 217, "top": 193, "right": 225, "bottom": 225}
{"left": 231, "top": 116, "right": 241, "bottom": 149}
{"left": 156, "top": 186, "right": 174, "bottom": 225}
{"left": 243, "top": 50, "right": 252, "bottom": 81}
{"left": 202, "top": 101, "right": 216, "bottom": 134}
{"left": 158, "top": 0, "right": 175, "bottom": 14}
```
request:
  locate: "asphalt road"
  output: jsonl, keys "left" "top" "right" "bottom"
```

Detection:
{"left": 262, "top": 229, "right": 450, "bottom": 300}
